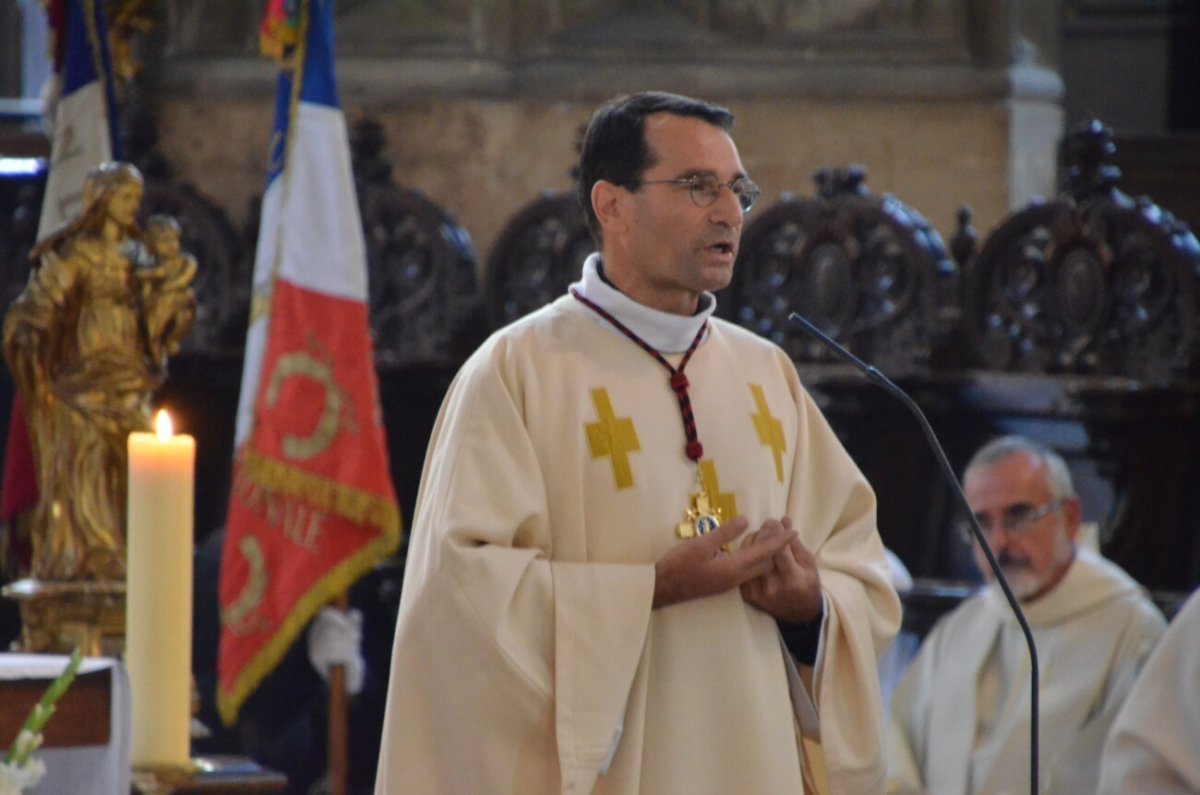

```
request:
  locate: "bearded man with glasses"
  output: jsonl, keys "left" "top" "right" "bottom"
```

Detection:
{"left": 887, "top": 435, "right": 1166, "bottom": 795}
{"left": 375, "top": 91, "right": 901, "bottom": 794}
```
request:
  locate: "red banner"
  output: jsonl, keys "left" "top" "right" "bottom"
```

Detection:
{"left": 218, "top": 283, "right": 400, "bottom": 724}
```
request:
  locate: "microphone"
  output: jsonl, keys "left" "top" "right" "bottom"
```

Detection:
{"left": 788, "top": 312, "right": 1040, "bottom": 795}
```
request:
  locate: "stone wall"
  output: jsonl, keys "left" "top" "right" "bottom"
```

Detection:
{"left": 149, "top": 0, "right": 1063, "bottom": 268}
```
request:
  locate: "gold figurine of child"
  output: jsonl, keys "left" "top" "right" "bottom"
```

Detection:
{"left": 2, "top": 162, "right": 196, "bottom": 581}
{"left": 141, "top": 214, "right": 198, "bottom": 369}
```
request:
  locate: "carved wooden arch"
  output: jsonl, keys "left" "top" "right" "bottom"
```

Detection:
{"left": 724, "top": 166, "right": 959, "bottom": 375}
{"left": 350, "top": 118, "right": 481, "bottom": 367}
{"left": 483, "top": 189, "right": 591, "bottom": 332}
{"left": 962, "top": 121, "right": 1200, "bottom": 384}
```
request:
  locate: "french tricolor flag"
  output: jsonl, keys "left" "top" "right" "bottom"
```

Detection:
{"left": 218, "top": 0, "right": 400, "bottom": 725}
{"left": 37, "top": 0, "right": 121, "bottom": 238}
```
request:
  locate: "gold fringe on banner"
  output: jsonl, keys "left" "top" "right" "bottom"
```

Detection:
{"left": 241, "top": 449, "right": 401, "bottom": 535}
{"left": 215, "top": 521, "right": 398, "bottom": 726}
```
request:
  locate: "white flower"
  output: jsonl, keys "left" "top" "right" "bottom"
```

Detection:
{"left": 0, "top": 757, "right": 47, "bottom": 794}
{"left": 9, "top": 732, "right": 41, "bottom": 766}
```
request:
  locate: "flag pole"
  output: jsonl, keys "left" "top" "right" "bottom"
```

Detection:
{"left": 327, "top": 593, "right": 350, "bottom": 795}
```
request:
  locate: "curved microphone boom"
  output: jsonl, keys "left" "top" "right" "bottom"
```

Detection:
{"left": 788, "top": 312, "right": 1040, "bottom": 795}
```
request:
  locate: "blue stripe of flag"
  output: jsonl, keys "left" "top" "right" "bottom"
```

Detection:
{"left": 62, "top": 0, "right": 122, "bottom": 160}
{"left": 265, "top": 0, "right": 338, "bottom": 186}
{"left": 300, "top": 0, "right": 339, "bottom": 109}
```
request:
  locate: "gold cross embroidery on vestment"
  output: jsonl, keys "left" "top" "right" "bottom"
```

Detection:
{"left": 750, "top": 383, "right": 786, "bottom": 483}
{"left": 585, "top": 387, "right": 641, "bottom": 489}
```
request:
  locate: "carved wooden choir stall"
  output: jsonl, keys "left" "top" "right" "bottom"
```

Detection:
{"left": 1, "top": 118, "right": 1197, "bottom": 657}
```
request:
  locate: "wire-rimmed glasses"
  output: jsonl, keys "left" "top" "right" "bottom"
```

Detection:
{"left": 630, "top": 174, "right": 761, "bottom": 213}
{"left": 958, "top": 497, "right": 1067, "bottom": 542}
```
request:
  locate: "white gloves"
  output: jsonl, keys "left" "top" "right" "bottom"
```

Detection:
{"left": 306, "top": 606, "right": 366, "bottom": 696}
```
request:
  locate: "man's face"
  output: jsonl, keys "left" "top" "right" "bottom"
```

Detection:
{"left": 963, "top": 451, "right": 1079, "bottom": 601}
{"left": 609, "top": 113, "right": 747, "bottom": 315}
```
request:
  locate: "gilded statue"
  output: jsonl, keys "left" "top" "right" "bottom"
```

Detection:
{"left": 141, "top": 214, "right": 198, "bottom": 365}
{"left": 2, "top": 162, "right": 196, "bottom": 581}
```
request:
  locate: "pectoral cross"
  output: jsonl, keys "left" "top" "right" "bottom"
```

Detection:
{"left": 677, "top": 460, "right": 737, "bottom": 539}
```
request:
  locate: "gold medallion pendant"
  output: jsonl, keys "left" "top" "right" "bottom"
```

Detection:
{"left": 677, "top": 467, "right": 726, "bottom": 539}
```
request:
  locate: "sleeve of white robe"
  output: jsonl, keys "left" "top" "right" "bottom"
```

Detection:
{"left": 784, "top": 361, "right": 903, "bottom": 795}
{"left": 1098, "top": 589, "right": 1200, "bottom": 795}
{"left": 885, "top": 619, "right": 939, "bottom": 795}
{"left": 378, "top": 338, "right": 655, "bottom": 794}
{"left": 1047, "top": 596, "right": 1166, "bottom": 794}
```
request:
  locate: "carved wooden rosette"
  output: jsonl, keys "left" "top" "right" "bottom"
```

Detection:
{"left": 963, "top": 198, "right": 1200, "bottom": 383}
{"left": 724, "top": 166, "right": 959, "bottom": 376}
{"left": 963, "top": 121, "right": 1200, "bottom": 384}
{"left": 484, "top": 189, "right": 591, "bottom": 333}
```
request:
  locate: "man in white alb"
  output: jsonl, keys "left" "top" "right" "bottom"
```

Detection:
{"left": 887, "top": 435, "right": 1165, "bottom": 794}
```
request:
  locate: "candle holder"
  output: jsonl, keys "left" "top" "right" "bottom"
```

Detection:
{"left": 130, "top": 756, "right": 287, "bottom": 794}
{"left": 0, "top": 579, "right": 126, "bottom": 656}
{"left": 130, "top": 760, "right": 203, "bottom": 794}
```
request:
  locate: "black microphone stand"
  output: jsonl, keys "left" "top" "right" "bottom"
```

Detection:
{"left": 788, "top": 312, "right": 1040, "bottom": 795}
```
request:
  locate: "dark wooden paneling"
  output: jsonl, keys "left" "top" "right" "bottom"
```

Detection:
{"left": 0, "top": 665, "right": 111, "bottom": 747}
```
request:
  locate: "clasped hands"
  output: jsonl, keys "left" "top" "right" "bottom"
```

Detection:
{"left": 652, "top": 515, "right": 822, "bottom": 625}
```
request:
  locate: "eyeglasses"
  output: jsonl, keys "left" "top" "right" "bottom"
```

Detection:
{"left": 630, "top": 174, "right": 761, "bottom": 213}
{"left": 958, "top": 498, "right": 1067, "bottom": 541}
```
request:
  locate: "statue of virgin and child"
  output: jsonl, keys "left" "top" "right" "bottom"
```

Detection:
{"left": 3, "top": 161, "right": 197, "bottom": 582}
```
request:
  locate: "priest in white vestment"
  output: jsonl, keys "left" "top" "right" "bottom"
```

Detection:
{"left": 375, "top": 92, "right": 901, "bottom": 795}
{"left": 887, "top": 435, "right": 1165, "bottom": 795}
{"left": 1099, "top": 588, "right": 1200, "bottom": 794}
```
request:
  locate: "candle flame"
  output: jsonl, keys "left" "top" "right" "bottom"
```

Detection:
{"left": 155, "top": 410, "right": 174, "bottom": 440}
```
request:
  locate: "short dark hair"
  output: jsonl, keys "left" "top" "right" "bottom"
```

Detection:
{"left": 577, "top": 92, "right": 735, "bottom": 247}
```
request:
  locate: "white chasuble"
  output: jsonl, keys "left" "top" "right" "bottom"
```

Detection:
{"left": 376, "top": 269, "right": 900, "bottom": 795}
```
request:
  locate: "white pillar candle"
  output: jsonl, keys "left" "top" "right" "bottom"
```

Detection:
{"left": 126, "top": 409, "right": 195, "bottom": 768}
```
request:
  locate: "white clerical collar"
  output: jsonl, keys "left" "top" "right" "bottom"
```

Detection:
{"left": 569, "top": 253, "right": 716, "bottom": 354}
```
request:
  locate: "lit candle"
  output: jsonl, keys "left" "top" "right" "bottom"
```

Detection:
{"left": 126, "top": 409, "right": 195, "bottom": 768}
